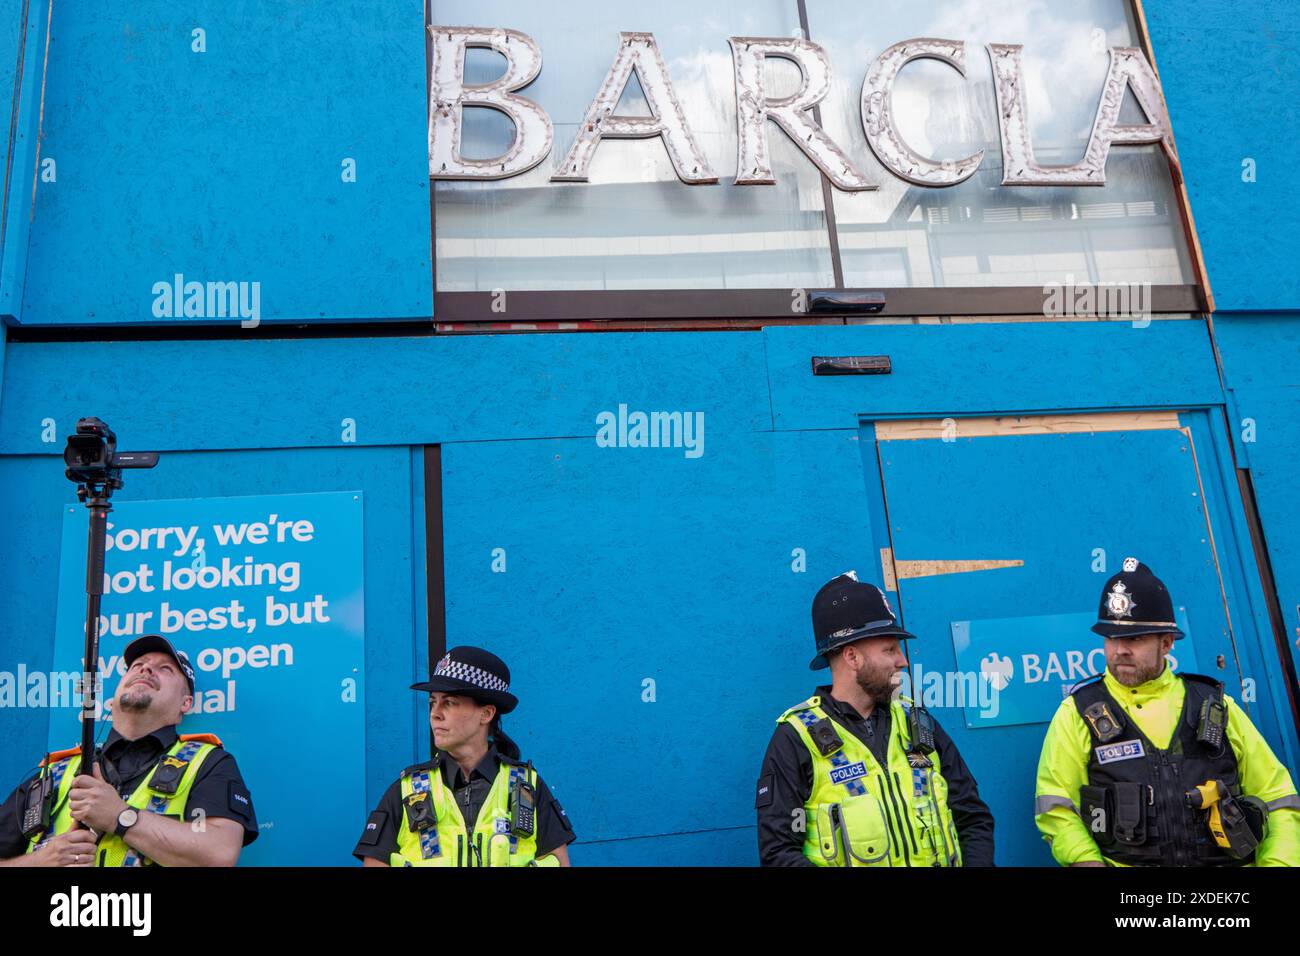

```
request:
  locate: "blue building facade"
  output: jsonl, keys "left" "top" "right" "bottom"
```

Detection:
{"left": 1, "top": 1, "right": 1296, "bottom": 865}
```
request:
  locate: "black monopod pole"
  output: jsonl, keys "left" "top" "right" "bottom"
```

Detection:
{"left": 63, "top": 416, "right": 159, "bottom": 788}
{"left": 80, "top": 493, "right": 112, "bottom": 769}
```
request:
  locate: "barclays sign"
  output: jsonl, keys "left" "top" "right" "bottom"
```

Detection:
{"left": 428, "top": 27, "right": 1180, "bottom": 190}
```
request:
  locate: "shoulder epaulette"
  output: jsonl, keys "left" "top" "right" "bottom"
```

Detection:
{"left": 39, "top": 746, "right": 82, "bottom": 768}
{"left": 1067, "top": 672, "right": 1106, "bottom": 696}
{"left": 400, "top": 756, "right": 439, "bottom": 777}
{"left": 1178, "top": 672, "right": 1224, "bottom": 693}
{"left": 777, "top": 696, "right": 820, "bottom": 723}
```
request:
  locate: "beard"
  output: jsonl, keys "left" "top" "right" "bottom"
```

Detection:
{"left": 117, "top": 687, "right": 154, "bottom": 712}
{"left": 854, "top": 662, "right": 900, "bottom": 705}
{"left": 1111, "top": 657, "right": 1165, "bottom": 687}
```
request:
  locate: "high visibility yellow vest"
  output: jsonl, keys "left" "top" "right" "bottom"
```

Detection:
{"left": 392, "top": 758, "right": 547, "bottom": 867}
{"left": 779, "top": 696, "right": 962, "bottom": 867}
{"left": 26, "top": 734, "right": 221, "bottom": 867}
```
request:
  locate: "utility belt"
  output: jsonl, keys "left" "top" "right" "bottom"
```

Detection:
{"left": 1080, "top": 778, "right": 1268, "bottom": 862}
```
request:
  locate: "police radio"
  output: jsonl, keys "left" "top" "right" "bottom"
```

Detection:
{"left": 510, "top": 776, "right": 536, "bottom": 837}
{"left": 907, "top": 705, "right": 937, "bottom": 755}
{"left": 1196, "top": 693, "right": 1227, "bottom": 751}
{"left": 19, "top": 771, "right": 54, "bottom": 840}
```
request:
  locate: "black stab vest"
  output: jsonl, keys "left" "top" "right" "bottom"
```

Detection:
{"left": 1071, "top": 673, "right": 1246, "bottom": 867}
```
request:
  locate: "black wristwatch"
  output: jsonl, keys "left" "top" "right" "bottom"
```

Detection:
{"left": 114, "top": 807, "right": 139, "bottom": 838}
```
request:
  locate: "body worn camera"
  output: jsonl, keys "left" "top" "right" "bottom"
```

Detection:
{"left": 808, "top": 718, "right": 844, "bottom": 757}
{"left": 148, "top": 755, "right": 190, "bottom": 796}
{"left": 404, "top": 791, "right": 435, "bottom": 831}
{"left": 1083, "top": 701, "right": 1125, "bottom": 743}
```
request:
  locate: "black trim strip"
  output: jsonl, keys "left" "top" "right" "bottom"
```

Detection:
{"left": 434, "top": 286, "right": 1205, "bottom": 323}
{"left": 892, "top": 770, "right": 920, "bottom": 855}
{"left": 796, "top": 0, "right": 844, "bottom": 290}
{"left": 1233, "top": 466, "right": 1300, "bottom": 738}
{"left": 878, "top": 773, "right": 909, "bottom": 866}
{"left": 423, "top": 445, "right": 446, "bottom": 757}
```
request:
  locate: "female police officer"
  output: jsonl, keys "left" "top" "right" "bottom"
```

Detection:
{"left": 352, "top": 646, "right": 574, "bottom": 866}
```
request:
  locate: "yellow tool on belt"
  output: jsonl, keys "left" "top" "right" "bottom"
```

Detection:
{"left": 1185, "top": 780, "right": 1266, "bottom": 858}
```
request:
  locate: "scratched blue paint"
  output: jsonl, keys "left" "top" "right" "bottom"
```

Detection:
{"left": 0, "top": 330, "right": 770, "bottom": 453}
{"left": 0, "top": 1, "right": 50, "bottom": 325}
{"left": 765, "top": 319, "right": 1223, "bottom": 432}
{"left": 1142, "top": 0, "right": 1300, "bottom": 310}
{"left": 440, "top": 428, "right": 876, "bottom": 858}
{"left": 19, "top": 1, "right": 431, "bottom": 325}
{"left": 1210, "top": 315, "right": 1300, "bottom": 726}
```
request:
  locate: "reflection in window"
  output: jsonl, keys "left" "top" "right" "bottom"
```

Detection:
{"left": 816, "top": 0, "right": 1193, "bottom": 288}
{"left": 434, "top": 0, "right": 834, "bottom": 291}
{"left": 433, "top": 0, "right": 1194, "bottom": 292}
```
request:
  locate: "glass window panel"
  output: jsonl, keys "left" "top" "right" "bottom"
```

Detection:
{"left": 433, "top": 0, "right": 835, "bottom": 291}
{"left": 814, "top": 0, "right": 1195, "bottom": 287}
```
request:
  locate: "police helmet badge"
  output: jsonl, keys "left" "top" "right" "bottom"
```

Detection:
{"left": 1106, "top": 581, "right": 1136, "bottom": 619}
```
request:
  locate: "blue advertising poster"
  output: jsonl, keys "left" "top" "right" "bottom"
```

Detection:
{"left": 949, "top": 609, "right": 1197, "bottom": 729}
{"left": 49, "top": 491, "right": 365, "bottom": 865}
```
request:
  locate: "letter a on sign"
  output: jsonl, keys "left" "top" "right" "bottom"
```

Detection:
{"left": 429, "top": 27, "right": 554, "bottom": 179}
{"left": 987, "top": 44, "right": 1180, "bottom": 186}
{"left": 553, "top": 32, "right": 716, "bottom": 184}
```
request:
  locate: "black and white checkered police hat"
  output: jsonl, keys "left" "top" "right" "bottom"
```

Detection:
{"left": 410, "top": 646, "right": 518, "bottom": 713}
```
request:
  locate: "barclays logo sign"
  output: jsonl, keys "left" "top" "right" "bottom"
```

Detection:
{"left": 428, "top": 28, "right": 1179, "bottom": 191}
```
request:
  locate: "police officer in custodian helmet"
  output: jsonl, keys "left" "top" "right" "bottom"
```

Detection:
{"left": 354, "top": 646, "right": 574, "bottom": 866}
{"left": 1035, "top": 558, "right": 1299, "bottom": 866}
{"left": 757, "top": 572, "right": 994, "bottom": 866}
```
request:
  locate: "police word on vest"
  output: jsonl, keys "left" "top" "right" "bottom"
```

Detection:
{"left": 779, "top": 696, "right": 961, "bottom": 867}
{"left": 26, "top": 735, "right": 222, "bottom": 867}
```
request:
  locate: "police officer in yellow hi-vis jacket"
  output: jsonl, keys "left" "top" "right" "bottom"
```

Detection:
{"left": 757, "top": 572, "right": 994, "bottom": 866}
{"left": 1036, "top": 558, "right": 1300, "bottom": 866}
{"left": 354, "top": 646, "right": 574, "bottom": 867}
{"left": 0, "top": 635, "right": 258, "bottom": 867}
